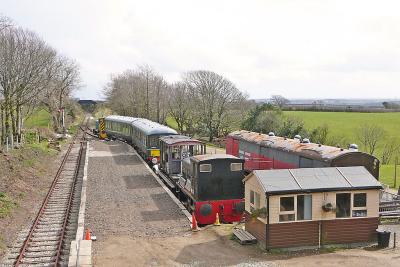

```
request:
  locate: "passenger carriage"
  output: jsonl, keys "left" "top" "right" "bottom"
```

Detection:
{"left": 104, "top": 115, "right": 177, "bottom": 163}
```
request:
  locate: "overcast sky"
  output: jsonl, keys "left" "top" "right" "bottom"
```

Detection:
{"left": 2, "top": 0, "right": 400, "bottom": 100}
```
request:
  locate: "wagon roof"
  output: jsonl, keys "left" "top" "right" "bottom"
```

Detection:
{"left": 105, "top": 115, "right": 139, "bottom": 124}
{"left": 131, "top": 118, "right": 178, "bottom": 135}
{"left": 160, "top": 135, "right": 203, "bottom": 145}
{"left": 249, "top": 166, "right": 382, "bottom": 195}
{"left": 191, "top": 153, "right": 241, "bottom": 162}
{"left": 228, "top": 130, "right": 366, "bottom": 162}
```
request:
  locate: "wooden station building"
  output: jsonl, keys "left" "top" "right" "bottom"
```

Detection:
{"left": 243, "top": 166, "right": 383, "bottom": 250}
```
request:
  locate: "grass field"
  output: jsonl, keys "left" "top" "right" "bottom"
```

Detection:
{"left": 24, "top": 109, "right": 52, "bottom": 128}
{"left": 284, "top": 111, "right": 400, "bottom": 187}
{"left": 284, "top": 111, "right": 400, "bottom": 146}
{"left": 380, "top": 164, "right": 400, "bottom": 188}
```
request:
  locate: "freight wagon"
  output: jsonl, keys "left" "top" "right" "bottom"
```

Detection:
{"left": 226, "top": 130, "right": 380, "bottom": 179}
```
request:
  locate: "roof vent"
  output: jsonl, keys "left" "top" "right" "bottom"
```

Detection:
{"left": 294, "top": 135, "right": 301, "bottom": 141}
{"left": 302, "top": 138, "right": 310, "bottom": 144}
{"left": 349, "top": 144, "right": 358, "bottom": 151}
{"left": 268, "top": 132, "right": 275, "bottom": 137}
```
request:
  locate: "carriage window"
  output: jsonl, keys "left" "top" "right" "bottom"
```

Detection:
{"left": 199, "top": 164, "right": 212, "bottom": 172}
{"left": 230, "top": 163, "right": 242, "bottom": 171}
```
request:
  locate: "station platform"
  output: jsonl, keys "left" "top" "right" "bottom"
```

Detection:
{"left": 85, "top": 140, "right": 190, "bottom": 266}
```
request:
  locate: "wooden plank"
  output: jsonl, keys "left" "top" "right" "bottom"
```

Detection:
{"left": 233, "top": 228, "right": 257, "bottom": 245}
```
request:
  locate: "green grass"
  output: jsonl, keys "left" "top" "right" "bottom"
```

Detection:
{"left": 284, "top": 111, "right": 400, "bottom": 186}
{"left": 166, "top": 116, "right": 179, "bottom": 130}
{"left": 25, "top": 109, "right": 51, "bottom": 128}
{"left": 379, "top": 164, "right": 400, "bottom": 188}
{"left": 284, "top": 111, "right": 400, "bottom": 145}
{"left": 0, "top": 192, "right": 18, "bottom": 218}
{"left": 27, "top": 142, "right": 58, "bottom": 156}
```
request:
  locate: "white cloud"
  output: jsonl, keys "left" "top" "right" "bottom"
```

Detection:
{"left": 2, "top": 0, "right": 400, "bottom": 99}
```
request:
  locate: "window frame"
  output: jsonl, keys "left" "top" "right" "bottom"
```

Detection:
{"left": 278, "top": 194, "right": 313, "bottom": 223}
{"left": 335, "top": 192, "right": 368, "bottom": 219}
{"left": 230, "top": 162, "right": 243, "bottom": 172}
{"left": 352, "top": 192, "right": 367, "bottom": 218}
{"left": 199, "top": 164, "right": 212, "bottom": 173}
{"left": 249, "top": 190, "right": 260, "bottom": 212}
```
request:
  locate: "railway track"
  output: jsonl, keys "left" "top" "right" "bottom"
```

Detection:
{"left": 2, "top": 121, "right": 88, "bottom": 267}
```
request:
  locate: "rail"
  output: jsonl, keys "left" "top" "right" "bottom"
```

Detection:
{"left": 14, "top": 118, "right": 88, "bottom": 266}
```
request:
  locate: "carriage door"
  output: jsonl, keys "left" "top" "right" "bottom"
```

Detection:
{"left": 299, "top": 157, "right": 313, "bottom": 168}
{"left": 227, "top": 137, "right": 239, "bottom": 157}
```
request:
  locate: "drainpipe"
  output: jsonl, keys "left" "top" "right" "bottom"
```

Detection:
{"left": 266, "top": 193, "right": 270, "bottom": 251}
{"left": 318, "top": 220, "right": 322, "bottom": 249}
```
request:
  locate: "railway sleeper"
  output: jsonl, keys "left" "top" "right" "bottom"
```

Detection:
{"left": 26, "top": 245, "right": 58, "bottom": 252}
{"left": 21, "top": 250, "right": 58, "bottom": 258}
{"left": 19, "top": 256, "right": 56, "bottom": 264}
{"left": 31, "top": 231, "right": 61, "bottom": 238}
{"left": 30, "top": 235, "right": 61, "bottom": 242}
{"left": 37, "top": 221, "right": 64, "bottom": 227}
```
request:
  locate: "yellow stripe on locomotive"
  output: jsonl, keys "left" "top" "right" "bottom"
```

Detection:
{"left": 150, "top": 149, "right": 160, "bottom": 157}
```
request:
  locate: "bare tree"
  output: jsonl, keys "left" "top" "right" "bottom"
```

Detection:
{"left": 0, "top": 15, "right": 12, "bottom": 32}
{"left": 167, "top": 82, "right": 193, "bottom": 133}
{"left": 41, "top": 56, "right": 80, "bottom": 132}
{"left": 184, "top": 70, "right": 246, "bottom": 141}
{"left": 271, "top": 95, "right": 289, "bottom": 109}
{"left": 381, "top": 139, "right": 400, "bottom": 164}
{"left": 0, "top": 26, "right": 57, "bottom": 140}
{"left": 356, "top": 124, "right": 385, "bottom": 155}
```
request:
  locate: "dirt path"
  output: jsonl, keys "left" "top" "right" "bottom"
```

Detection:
{"left": 93, "top": 224, "right": 400, "bottom": 267}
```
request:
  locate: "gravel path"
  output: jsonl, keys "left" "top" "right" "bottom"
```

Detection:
{"left": 85, "top": 139, "right": 189, "bottom": 243}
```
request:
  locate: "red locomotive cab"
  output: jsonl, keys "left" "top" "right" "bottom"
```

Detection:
{"left": 182, "top": 154, "right": 246, "bottom": 225}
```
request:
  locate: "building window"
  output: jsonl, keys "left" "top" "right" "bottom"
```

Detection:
{"left": 250, "top": 190, "right": 255, "bottom": 205}
{"left": 230, "top": 163, "right": 243, "bottom": 171}
{"left": 199, "top": 164, "right": 212, "bottom": 172}
{"left": 336, "top": 193, "right": 351, "bottom": 218}
{"left": 280, "top": 197, "right": 294, "bottom": 212}
{"left": 297, "top": 195, "right": 312, "bottom": 220}
{"left": 352, "top": 193, "right": 367, "bottom": 217}
{"left": 249, "top": 190, "right": 260, "bottom": 212}
{"left": 279, "top": 196, "right": 295, "bottom": 222}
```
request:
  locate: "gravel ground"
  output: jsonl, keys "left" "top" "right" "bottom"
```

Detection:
{"left": 85, "top": 140, "right": 189, "bottom": 252}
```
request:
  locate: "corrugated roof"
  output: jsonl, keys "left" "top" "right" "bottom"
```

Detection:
{"left": 191, "top": 154, "right": 240, "bottom": 162}
{"left": 251, "top": 166, "right": 382, "bottom": 195}
{"left": 160, "top": 135, "right": 203, "bottom": 145}
{"left": 229, "top": 130, "right": 363, "bottom": 162}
